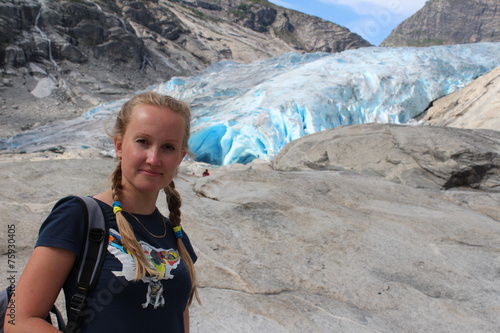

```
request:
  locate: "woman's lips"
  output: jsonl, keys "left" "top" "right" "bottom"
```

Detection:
{"left": 140, "top": 169, "right": 163, "bottom": 177}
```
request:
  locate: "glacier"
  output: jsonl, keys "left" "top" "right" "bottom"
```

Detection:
{"left": 1, "top": 43, "right": 500, "bottom": 165}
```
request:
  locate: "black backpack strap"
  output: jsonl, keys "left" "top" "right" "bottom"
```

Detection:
{"left": 65, "top": 196, "right": 108, "bottom": 333}
{"left": 46, "top": 305, "right": 66, "bottom": 331}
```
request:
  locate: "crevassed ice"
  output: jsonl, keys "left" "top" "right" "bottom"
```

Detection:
{"left": 2, "top": 43, "right": 500, "bottom": 165}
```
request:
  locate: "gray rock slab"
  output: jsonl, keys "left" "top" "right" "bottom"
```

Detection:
{"left": 271, "top": 123, "right": 500, "bottom": 191}
{"left": 185, "top": 168, "right": 500, "bottom": 332}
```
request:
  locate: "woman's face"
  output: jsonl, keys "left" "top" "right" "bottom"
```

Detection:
{"left": 114, "top": 103, "right": 187, "bottom": 196}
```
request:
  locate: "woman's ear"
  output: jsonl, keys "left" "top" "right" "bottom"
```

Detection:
{"left": 114, "top": 137, "right": 123, "bottom": 159}
{"left": 178, "top": 150, "right": 188, "bottom": 164}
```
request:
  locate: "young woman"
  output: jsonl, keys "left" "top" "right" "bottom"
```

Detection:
{"left": 6, "top": 92, "right": 199, "bottom": 332}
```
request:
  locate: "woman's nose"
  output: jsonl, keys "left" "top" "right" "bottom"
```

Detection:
{"left": 146, "top": 148, "right": 161, "bottom": 165}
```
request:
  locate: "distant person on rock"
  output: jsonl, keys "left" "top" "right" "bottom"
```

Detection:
{"left": 202, "top": 169, "right": 210, "bottom": 177}
{"left": 6, "top": 92, "right": 199, "bottom": 333}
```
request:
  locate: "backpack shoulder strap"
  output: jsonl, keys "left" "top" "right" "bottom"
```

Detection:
{"left": 75, "top": 196, "right": 108, "bottom": 286}
{"left": 65, "top": 196, "right": 108, "bottom": 333}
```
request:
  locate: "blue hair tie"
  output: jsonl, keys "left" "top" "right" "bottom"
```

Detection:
{"left": 173, "top": 225, "right": 183, "bottom": 239}
{"left": 112, "top": 201, "right": 123, "bottom": 214}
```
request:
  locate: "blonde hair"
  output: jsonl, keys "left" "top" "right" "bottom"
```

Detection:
{"left": 111, "top": 91, "right": 199, "bottom": 305}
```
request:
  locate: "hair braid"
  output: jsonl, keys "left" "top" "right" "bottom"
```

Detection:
{"left": 111, "top": 162, "right": 158, "bottom": 280}
{"left": 165, "top": 181, "right": 181, "bottom": 226}
{"left": 165, "top": 181, "right": 200, "bottom": 305}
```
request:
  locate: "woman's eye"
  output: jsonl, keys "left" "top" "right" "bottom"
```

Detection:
{"left": 162, "top": 144, "right": 175, "bottom": 151}
{"left": 136, "top": 139, "right": 148, "bottom": 145}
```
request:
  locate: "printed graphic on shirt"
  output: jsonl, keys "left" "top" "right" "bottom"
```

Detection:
{"left": 107, "top": 228, "right": 181, "bottom": 308}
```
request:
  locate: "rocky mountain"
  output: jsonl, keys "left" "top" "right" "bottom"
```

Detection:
{"left": 0, "top": 0, "right": 370, "bottom": 137}
{"left": 381, "top": 0, "right": 500, "bottom": 47}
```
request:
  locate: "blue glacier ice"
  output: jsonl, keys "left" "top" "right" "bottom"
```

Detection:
{"left": 1, "top": 43, "right": 500, "bottom": 165}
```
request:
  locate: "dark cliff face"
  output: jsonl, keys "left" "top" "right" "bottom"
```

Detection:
{"left": 0, "top": 0, "right": 369, "bottom": 97}
{"left": 381, "top": 0, "right": 500, "bottom": 47}
{"left": 0, "top": 0, "right": 370, "bottom": 137}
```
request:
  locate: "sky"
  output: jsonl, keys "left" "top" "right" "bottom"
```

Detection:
{"left": 268, "top": 0, "right": 428, "bottom": 46}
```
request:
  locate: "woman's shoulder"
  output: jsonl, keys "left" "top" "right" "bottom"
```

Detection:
{"left": 36, "top": 196, "right": 91, "bottom": 254}
{"left": 52, "top": 195, "right": 112, "bottom": 215}
{"left": 53, "top": 195, "right": 87, "bottom": 209}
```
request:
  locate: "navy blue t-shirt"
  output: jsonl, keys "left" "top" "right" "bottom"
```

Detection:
{"left": 36, "top": 196, "right": 197, "bottom": 332}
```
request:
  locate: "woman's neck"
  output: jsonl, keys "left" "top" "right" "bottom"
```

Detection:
{"left": 94, "top": 189, "right": 159, "bottom": 215}
{"left": 121, "top": 188, "right": 159, "bottom": 215}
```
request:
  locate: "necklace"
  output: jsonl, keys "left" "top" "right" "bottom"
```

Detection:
{"left": 128, "top": 212, "right": 167, "bottom": 238}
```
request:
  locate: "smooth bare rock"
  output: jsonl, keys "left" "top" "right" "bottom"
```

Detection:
{"left": 0, "top": 151, "right": 115, "bottom": 253}
{"left": 186, "top": 169, "right": 500, "bottom": 332}
{"left": 30, "top": 76, "right": 57, "bottom": 98}
{"left": 1, "top": 142, "right": 499, "bottom": 332}
{"left": 271, "top": 123, "right": 500, "bottom": 191}
{"left": 421, "top": 66, "right": 500, "bottom": 131}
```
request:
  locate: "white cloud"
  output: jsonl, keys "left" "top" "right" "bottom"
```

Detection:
{"left": 270, "top": 0, "right": 290, "bottom": 6}
{"left": 268, "top": 0, "right": 303, "bottom": 11}
{"left": 320, "top": 0, "right": 428, "bottom": 17}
